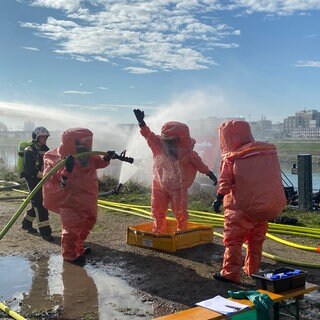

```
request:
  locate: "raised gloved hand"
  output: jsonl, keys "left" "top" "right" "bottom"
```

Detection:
{"left": 133, "top": 109, "right": 146, "bottom": 127}
{"left": 207, "top": 171, "right": 217, "bottom": 186}
{"left": 103, "top": 150, "right": 116, "bottom": 162}
{"left": 213, "top": 193, "right": 224, "bottom": 213}
{"left": 65, "top": 155, "right": 74, "bottom": 173}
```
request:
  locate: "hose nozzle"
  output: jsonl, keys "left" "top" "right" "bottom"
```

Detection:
{"left": 114, "top": 150, "right": 134, "bottom": 164}
{"left": 113, "top": 183, "right": 122, "bottom": 194}
{"left": 98, "top": 183, "right": 123, "bottom": 197}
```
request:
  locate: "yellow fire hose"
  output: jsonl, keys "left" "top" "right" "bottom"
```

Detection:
{"left": 1, "top": 161, "right": 319, "bottom": 267}
{"left": 213, "top": 232, "right": 320, "bottom": 268}
{"left": 5, "top": 184, "right": 319, "bottom": 257}
{"left": 99, "top": 200, "right": 320, "bottom": 237}
{"left": 98, "top": 200, "right": 320, "bottom": 268}
{"left": 0, "top": 302, "right": 25, "bottom": 320}
{"left": 266, "top": 232, "right": 320, "bottom": 252}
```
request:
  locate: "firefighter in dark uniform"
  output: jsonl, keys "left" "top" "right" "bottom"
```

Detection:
{"left": 21, "top": 126, "right": 54, "bottom": 242}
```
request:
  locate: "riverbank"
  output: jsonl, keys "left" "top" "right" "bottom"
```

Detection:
{"left": 0, "top": 199, "right": 319, "bottom": 319}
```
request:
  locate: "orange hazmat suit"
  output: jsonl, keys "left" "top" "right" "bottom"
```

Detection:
{"left": 140, "top": 121, "right": 212, "bottom": 233}
{"left": 216, "top": 120, "right": 286, "bottom": 283}
{"left": 43, "top": 128, "right": 110, "bottom": 262}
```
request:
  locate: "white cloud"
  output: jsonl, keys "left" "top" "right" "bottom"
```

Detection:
{"left": 22, "top": 46, "right": 39, "bottom": 51}
{"left": 124, "top": 67, "right": 158, "bottom": 74}
{"left": 19, "top": 0, "right": 320, "bottom": 73}
{"left": 229, "top": 0, "right": 320, "bottom": 15}
{"left": 22, "top": 1, "right": 240, "bottom": 72}
{"left": 31, "top": 0, "right": 81, "bottom": 12}
{"left": 94, "top": 56, "right": 109, "bottom": 62}
{"left": 72, "top": 55, "right": 92, "bottom": 62}
{"left": 295, "top": 60, "right": 320, "bottom": 68}
{"left": 63, "top": 90, "right": 92, "bottom": 95}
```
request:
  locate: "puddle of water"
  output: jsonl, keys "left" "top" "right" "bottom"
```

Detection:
{"left": 0, "top": 255, "right": 153, "bottom": 319}
{"left": 0, "top": 256, "right": 33, "bottom": 300}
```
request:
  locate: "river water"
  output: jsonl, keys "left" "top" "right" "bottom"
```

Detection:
{"left": 280, "top": 162, "right": 320, "bottom": 191}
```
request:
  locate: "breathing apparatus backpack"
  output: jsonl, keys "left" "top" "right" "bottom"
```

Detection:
{"left": 17, "top": 140, "right": 32, "bottom": 177}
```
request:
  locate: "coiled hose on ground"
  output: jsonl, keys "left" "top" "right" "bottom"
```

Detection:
{"left": 98, "top": 200, "right": 320, "bottom": 268}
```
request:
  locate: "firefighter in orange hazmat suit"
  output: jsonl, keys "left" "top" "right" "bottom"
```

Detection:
{"left": 213, "top": 120, "right": 286, "bottom": 283}
{"left": 43, "top": 128, "right": 116, "bottom": 265}
{"left": 133, "top": 109, "right": 218, "bottom": 233}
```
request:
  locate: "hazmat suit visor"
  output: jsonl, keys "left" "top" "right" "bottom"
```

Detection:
{"left": 219, "top": 120, "right": 254, "bottom": 153}
{"left": 161, "top": 136, "right": 179, "bottom": 159}
{"left": 58, "top": 128, "right": 93, "bottom": 159}
{"left": 75, "top": 138, "right": 92, "bottom": 167}
{"left": 161, "top": 121, "right": 194, "bottom": 158}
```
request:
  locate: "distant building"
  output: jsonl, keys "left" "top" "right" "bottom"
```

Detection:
{"left": 284, "top": 109, "right": 320, "bottom": 138}
{"left": 249, "top": 116, "right": 272, "bottom": 139}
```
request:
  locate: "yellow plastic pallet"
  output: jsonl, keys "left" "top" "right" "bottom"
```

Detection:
{"left": 126, "top": 220, "right": 213, "bottom": 252}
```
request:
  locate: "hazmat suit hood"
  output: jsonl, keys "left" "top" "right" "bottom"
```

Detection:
{"left": 58, "top": 128, "right": 93, "bottom": 158}
{"left": 218, "top": 120, "right": 254, "bottom": 154}
{"left": 161, "top": 121, "right": 195, "bottom": 159}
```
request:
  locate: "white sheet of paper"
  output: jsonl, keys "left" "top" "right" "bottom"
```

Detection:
{"left": 196, "top": 295, "right": 250, "bottom": 315}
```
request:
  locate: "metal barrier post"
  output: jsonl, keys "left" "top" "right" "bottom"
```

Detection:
{"left": 298, "top": 154, "right": 313, "bottom": 211}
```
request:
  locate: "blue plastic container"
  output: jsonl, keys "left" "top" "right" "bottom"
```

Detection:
{"left": 251, "top": 267, "right": 307, "bottom": 293}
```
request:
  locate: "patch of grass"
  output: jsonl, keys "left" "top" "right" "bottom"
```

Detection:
{"left": 189, "top": 193, "right": 213, "bottom": 212}
{"left": 282, "top": 207, "right": 320, "bottom": 228}
{"left": 112, "top": 192, "right": 151, "bottom": 205}
{"left": 0, "top": 169, "right": 20, "bottom": 182}
{"left": 99, "top": 175, "right": 150, "bottom": 205}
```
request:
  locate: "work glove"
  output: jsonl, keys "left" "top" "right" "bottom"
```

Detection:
{"left": 255, "top": 293, "right": 273, "bottom": 311}
{"left": 213, "top": 193, "right": 224, "bottom": 213}
{"left": 133, "top": 109, "right": 146, "bottom": 127}
{"left": 65, "top": 155, "right": 75, "bottom": 173}
{"left": 104, "top": 150, "right": 116, "bottom": 162}
{"left": 228, "top": 290, "right": 259, "bottom": 299}
{"left": 247, "top": 292, "right": 273, "bottom": 320}
{"left": 228, "top": 290, "right": 273, "bottom": 320}
{"left": 207, "top": 171, "right": 217, "bottom": 186}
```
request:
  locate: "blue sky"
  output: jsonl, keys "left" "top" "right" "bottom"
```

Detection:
{"left": 1, "top": 0, "right": 320, "bottom": 131}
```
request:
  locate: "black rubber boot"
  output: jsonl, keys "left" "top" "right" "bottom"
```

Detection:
{"left": 41, "top": 234, "right": 54, "bottom": 242}
{"left": 22, "top": 220, "right": 37, "bottom": 234}
{"left": 70, "top": 255, "right": 86, "bottom": 266}
{"left": 213, "top": 272, "right": 237, "bottom": 284}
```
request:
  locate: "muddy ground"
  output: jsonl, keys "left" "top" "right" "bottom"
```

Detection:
{"left": 0, "top": 200, "right": 319, "bottom": 320}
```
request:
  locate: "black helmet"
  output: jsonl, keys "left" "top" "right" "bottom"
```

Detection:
{"left": 32, "top": 126, "right": 50, "bottom": 141}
